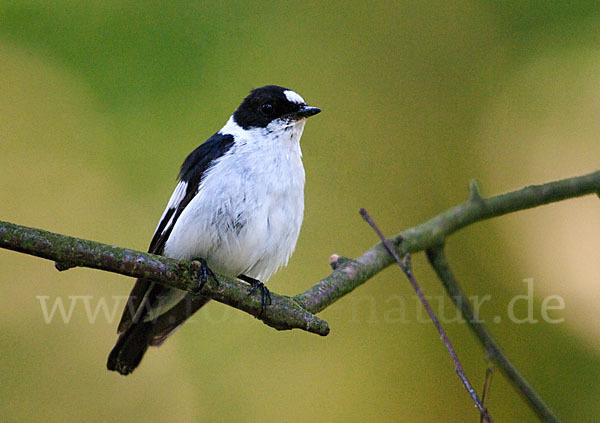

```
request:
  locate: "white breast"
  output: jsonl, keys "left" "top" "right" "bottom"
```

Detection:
{"left": 163, "top": 117, "right": 306, "bottom": 282}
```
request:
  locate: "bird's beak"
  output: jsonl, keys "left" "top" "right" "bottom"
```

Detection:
{"left": 292, "top": 105, "right": 321, "bottom": 120}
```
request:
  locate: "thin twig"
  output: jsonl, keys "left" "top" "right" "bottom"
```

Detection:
{"left": 426, "top": 245, "right": 559, "bottom": 422}
{"left": 481, "top": 366, "right": 494, "bottom": 423}
{"left": 359, "top": 208, "right": 493, "bottom": 423}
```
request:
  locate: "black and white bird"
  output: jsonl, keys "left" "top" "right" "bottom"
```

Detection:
{"left": 107, "top": 85, "right": 321, "bottom": 375}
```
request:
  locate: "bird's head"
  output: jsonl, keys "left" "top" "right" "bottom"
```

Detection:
{"left": 233, "top": 85, "right": 321, "bottom": 132}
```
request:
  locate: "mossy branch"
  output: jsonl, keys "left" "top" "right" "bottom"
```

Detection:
{"left": 1, "top": 169, "right": 599, "bottom": 422}
{"left": 0, "top": 221, "right": 329, "bottom": 336}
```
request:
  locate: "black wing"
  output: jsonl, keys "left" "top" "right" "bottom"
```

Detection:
{"left": 116, "top": 132, "right": 235, "bottom": 334}
{"left": 148, "top": 132, "right": 236, "bottom": 255}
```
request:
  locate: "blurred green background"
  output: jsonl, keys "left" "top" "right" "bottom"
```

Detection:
{"left": 1, "top": 1, "right": 600, "bottom": 422}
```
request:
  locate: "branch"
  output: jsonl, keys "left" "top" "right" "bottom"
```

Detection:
{"left": 0, "top": 221, "right": 329, "bottom": 336}
{"left": 426, "top": 245, "right": 557, "bottom": 423}
{"left": 1, "top": 170, "right": 598, "bottom": 420}
{"left": 295, "top": 170, "right": 600, "bottom": 312}
{"left": 292, "top": 170, "right": 598, "bottom": 422}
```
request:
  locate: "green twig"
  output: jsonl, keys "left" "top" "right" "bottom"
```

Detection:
{"left": 295, "top": 170, "right": 600, "bottom": 312}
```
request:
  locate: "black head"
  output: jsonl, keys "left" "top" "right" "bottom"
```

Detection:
{"left": 233, "top": 85, "right": 321, "bottom": 129}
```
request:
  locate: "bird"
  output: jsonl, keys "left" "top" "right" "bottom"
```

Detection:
{"left": 107, "top": 85, "right": 321, "bottom": 375}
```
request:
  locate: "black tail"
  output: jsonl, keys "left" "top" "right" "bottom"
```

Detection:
{"left": 107, "top": 320, "right": 153, "bottom": 376}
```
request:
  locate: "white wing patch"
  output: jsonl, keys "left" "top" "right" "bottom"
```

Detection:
{"left": 284, "top": 90, "right": 305, "bottom": 105}
{"left": 155, "top": 180, "right": 188, "bottom": 235}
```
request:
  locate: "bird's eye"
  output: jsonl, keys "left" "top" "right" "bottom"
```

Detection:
{"left": 261, "top": 103, "right": 274, "bottom": 115}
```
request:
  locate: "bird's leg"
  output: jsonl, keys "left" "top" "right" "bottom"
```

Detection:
{"left": 191, "top": 258, "right": 218, "bottom": 295}
{"left": 238, "top": 274, "right": 272, "bottom": 316}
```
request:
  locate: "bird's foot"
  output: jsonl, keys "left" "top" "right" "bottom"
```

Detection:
{"left": 191, "top": 258, "right": 218, "bottom": 295}
{"left": 239, "top": 275, "right": 271, "bottom": 316}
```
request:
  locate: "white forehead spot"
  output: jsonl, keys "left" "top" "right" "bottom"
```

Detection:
{"left": 284, "top": 90, "right": 305, "bottom": 105}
